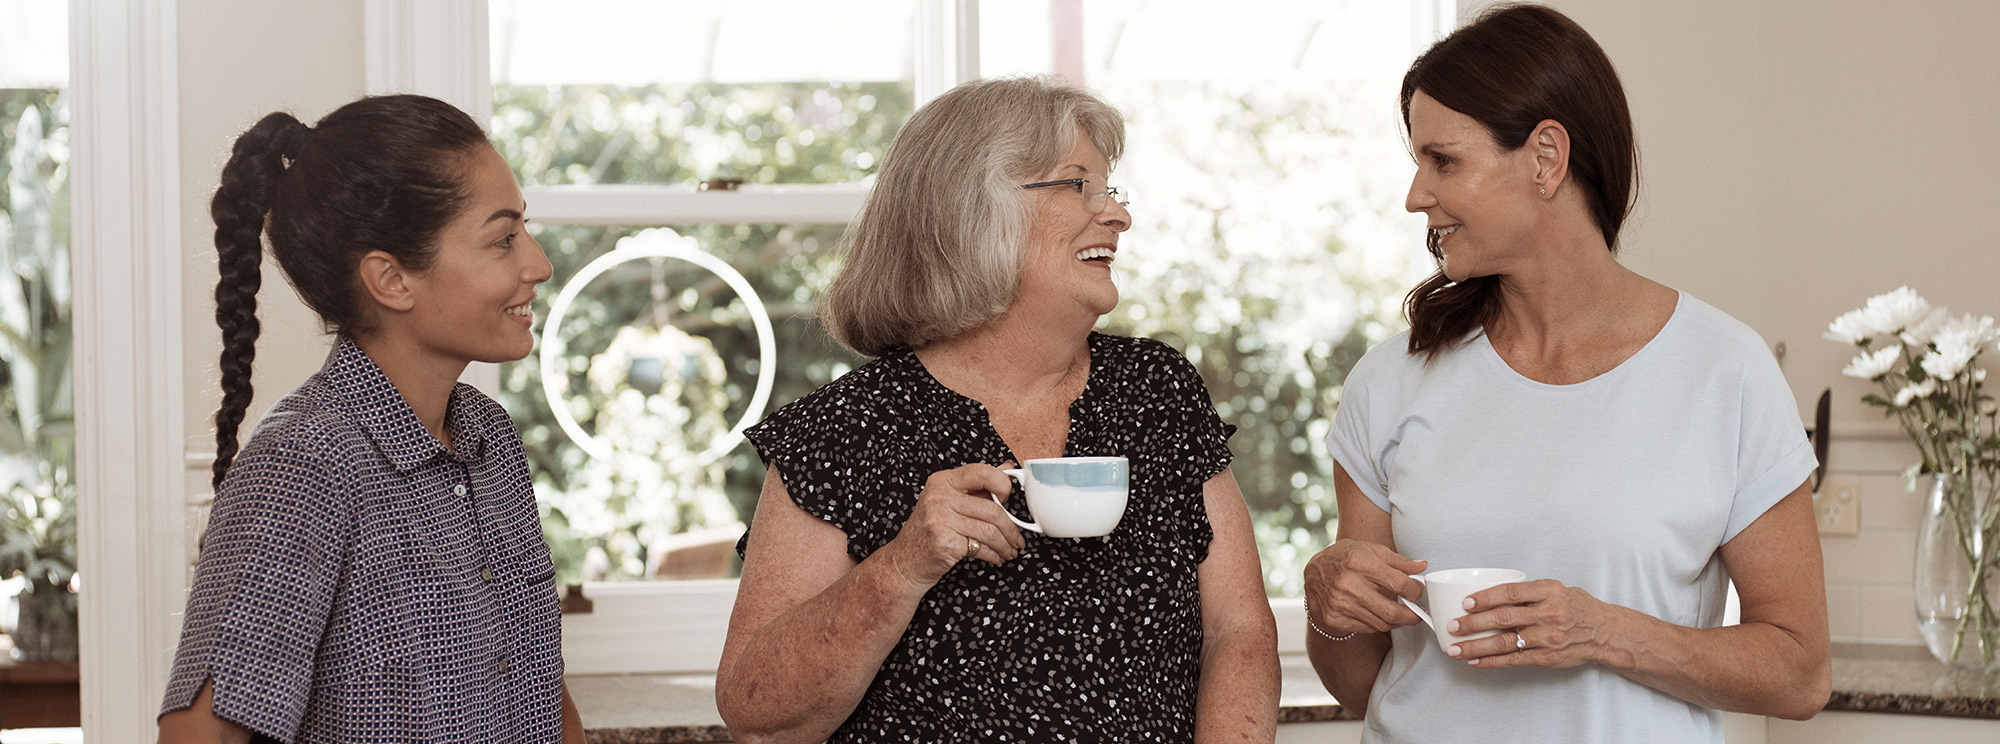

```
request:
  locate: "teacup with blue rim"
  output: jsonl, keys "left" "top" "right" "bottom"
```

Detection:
{"left": 993, "top": 456, "right": 1129, "bottom": 538}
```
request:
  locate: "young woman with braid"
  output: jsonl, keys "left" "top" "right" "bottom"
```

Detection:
{"left": 157, "top": 95, "right": 584, "bottom": 744}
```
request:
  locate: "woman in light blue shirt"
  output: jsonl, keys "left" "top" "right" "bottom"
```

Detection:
{"left": 1301, "top": 6, "right": 1831, "bottom": 742}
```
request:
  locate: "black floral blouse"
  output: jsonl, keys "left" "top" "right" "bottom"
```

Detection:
{"left": 739, "top": 332, "right": 1236, "bottom": 742}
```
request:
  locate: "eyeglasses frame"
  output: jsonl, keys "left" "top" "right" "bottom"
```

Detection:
{"left": 1019, "top": 178, "right": 1130, "bottom": 212}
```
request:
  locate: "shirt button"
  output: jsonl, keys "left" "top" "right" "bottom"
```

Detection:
{"left": 453, "top": 483, "right": 468, "bottom": 497}
{"left": 481, "top": 566, "right": 493, "bottom": 582}
{"left": 497, "top": 657, "right": 509, "bottom": 674}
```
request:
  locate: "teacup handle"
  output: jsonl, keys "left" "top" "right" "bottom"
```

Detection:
{"left": 1399, "top": 575, "right": 1433, "bottom": 628}
{"left": 995, "top": 469, "right": 1044, "bottom": 534}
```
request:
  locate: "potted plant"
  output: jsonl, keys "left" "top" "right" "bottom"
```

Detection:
{"left": 1827, "top": 286, "right": 2000, "bottom": 670}
{"left": 0, "top": 474, "right": 75, "bottom": 662}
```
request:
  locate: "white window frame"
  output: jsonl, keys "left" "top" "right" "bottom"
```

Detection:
{"left": 370, "top": 0, "right": 1453, "bottom": 673}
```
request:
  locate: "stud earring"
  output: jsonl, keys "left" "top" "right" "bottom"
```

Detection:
{"left": 1539, "top": 188, "right": 1547, "bottom": 196}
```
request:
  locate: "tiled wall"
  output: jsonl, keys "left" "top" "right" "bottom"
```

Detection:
{"left": 1819, "top": 423, "right": 1926, "bottom": 645}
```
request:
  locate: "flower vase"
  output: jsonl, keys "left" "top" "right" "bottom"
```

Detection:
{"left": 9, "top": 578, "right": 77, "bottom": 663}
{"left": 1914, "top": 471, "right": 2000, "bottom": 671}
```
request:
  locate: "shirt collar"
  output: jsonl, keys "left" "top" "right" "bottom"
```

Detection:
{"left": 320, "top": 337, "right": 493, "bottom": 472}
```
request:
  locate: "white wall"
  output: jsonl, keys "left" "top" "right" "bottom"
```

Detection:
{"left": 177, "top": 0, "right": 363, "bottom": 481}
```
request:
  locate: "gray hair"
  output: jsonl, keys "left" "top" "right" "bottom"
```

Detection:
{"left": 820, "top": 75, "right": 1126, "bottom": 357}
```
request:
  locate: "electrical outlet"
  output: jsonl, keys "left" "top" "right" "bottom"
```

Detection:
{"left": 1814, "top": 477, "right": 1861, "bottom": 536}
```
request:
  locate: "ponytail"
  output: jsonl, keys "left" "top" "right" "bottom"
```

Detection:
{"left": 210, "top": 112, "right": 311, "bottom": 490}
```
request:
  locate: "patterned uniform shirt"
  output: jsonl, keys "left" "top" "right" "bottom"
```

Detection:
{"left": 162, "top": 337, "right": 565, "bottom": 744}
{"left": 740, "top": 332, "right": 1235, "bottom": 742}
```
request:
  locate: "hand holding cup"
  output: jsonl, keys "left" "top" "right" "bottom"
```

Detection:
{"left": 1303, "top": 539, "right": 1431, "bottom": 637}
{"left": 883, "top": 463, "right": 1027, "bottom": 588}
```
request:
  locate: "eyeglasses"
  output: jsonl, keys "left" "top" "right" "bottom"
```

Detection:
{"left": 1020, "top": 178, "right": 1131, "bottom": 213}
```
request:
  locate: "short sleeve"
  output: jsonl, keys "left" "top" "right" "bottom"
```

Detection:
{"left": 1126, "top": 339, "right": 1235, "bottom": 563}
{"left": 1145, "top": 338, "right": 1236, "bottom": 485}
{"left": 1325, "top": 341, "right": 1400, "bottom": 514}
{"left": 161, "top": 435, "right": 351, "bottom": 738}
{"left": 1723, "top": 353, "right": 1819, "bottom": 543}
{"left": 740, "top": 380, "right": 911, "bottom": 561}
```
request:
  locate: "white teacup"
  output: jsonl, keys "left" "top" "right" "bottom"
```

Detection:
{"left": 1398, "top": 567, "right": 1527, "bottom": 652}
{"left": 994, "top": 457, "right": 1129, "bottom": 538}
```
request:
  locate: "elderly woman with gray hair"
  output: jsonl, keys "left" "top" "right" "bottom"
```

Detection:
{"left": 715, "top": 76, "right": 1280, "bottom": 742}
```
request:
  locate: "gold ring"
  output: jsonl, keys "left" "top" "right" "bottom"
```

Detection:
{"left": 963, "top": 538, "right": 982, "bottom": 561}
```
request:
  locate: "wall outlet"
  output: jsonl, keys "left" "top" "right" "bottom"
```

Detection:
{"left": 1814, "top": 477, "right": 1861, "bottom": 536}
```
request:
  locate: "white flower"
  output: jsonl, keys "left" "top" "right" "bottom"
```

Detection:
{"left": 1828, "top": 287, "right": 1936, "bottom": 345}
{"left": 1825, "top": 308, "right": 1876, "bottom": 345}
{"left": 1841, "top": 346, "right": 1902, "bottom": 380}
{"left": 1894, "top": 378, "right": 1939, "bottom": 407}
{"left": 1921, "top": 314, "right": 1996, "bottom": 381}
{"left": 1899, "top": 307, "right": 1951, "bottom": 347}
{"left": 1867, "top": 286, "right": 1935, "bottom": 333}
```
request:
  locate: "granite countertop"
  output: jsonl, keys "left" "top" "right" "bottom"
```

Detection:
{"left": 569, "top": 643, "right": 1997, "bottom": 743}
{"left": 1824, "top": 642, "right": 2000, "bottom": 718}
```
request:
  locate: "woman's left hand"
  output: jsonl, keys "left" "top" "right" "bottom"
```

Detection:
{"left": 1446, "top": 579, "right": 1621, "bottom": 669}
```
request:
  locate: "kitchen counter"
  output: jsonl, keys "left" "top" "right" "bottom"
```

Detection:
{"left": 570, "top": 655, "right": 1354, "bottom": 743}
{"left": 1824, "top": 642, "right": 2000, "bottom": 718}
{"left": 568, "top": 643, "right": 1995, "bottom": 743}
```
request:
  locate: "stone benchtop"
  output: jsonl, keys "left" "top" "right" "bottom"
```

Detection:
{"left": 568, "top": 643, "right": 1998, "bottom": 743}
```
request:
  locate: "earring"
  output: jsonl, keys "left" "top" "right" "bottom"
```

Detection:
{"left": 1539, "top": 188, "right": 1547, "bottom": 196}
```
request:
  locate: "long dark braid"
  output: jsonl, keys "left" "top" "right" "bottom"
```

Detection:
{"left": 210, "top": 113, "right": 311, "bottom": 491}
{"left": 206, "top": 95, "right": 488, "bottom": 490}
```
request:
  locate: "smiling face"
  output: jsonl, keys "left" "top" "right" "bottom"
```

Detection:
{"left": 402, "top": 145, "right": 553, "bottom": 364}
{"left": 1404, "top": 90, "right": 1544, "bottom": 282}
{"left": 1013, "top": 126, "right": 1132, "bottom": 323}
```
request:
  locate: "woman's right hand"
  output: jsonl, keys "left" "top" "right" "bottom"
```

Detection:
{"left": 1303, "top": 539, "right": 1429, "bottom": 636}
{"left": 878, "top": 463, "right": 1028, "bottom": 589}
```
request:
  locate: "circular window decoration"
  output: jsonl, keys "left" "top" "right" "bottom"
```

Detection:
{"left": 539, "top": 228, "right": 776, "bottom": 465}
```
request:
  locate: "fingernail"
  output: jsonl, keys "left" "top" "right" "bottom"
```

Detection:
{"left": 1448, "top": 645, "right": 1462, "bottom": 658}
{"left": 1463, "top": 597, "right": 1476, "bottom": 610}
{"left": 1447, "top": 620, "right": 1459, "bottom": 633}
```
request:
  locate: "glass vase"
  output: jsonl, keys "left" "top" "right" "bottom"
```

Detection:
{"left": 1914, "top": 470, "right": 2000, "bottom": 671}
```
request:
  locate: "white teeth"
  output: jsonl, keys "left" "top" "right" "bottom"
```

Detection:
{"left": 1074, "top": 247, "right": 1115, "bottom": 262}
{"left": 506, "top": 304, "right": 533, "bottom": 317}
{"left": 1434, "top": 225, "right": 1460, "bottom": 238}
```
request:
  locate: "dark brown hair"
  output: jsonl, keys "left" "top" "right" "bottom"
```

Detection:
{"left": 1400, "top": 3, "right": 1638, "bottom": 359}
{"left": 209, "top": 95, "right": 488, "bottom": 489}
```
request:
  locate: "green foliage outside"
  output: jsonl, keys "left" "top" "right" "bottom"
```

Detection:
{"left": 491, "top": 83, "right": 896, "bottom": 583}
{"left": 0, "top": 88, "right": 77, "bottom": 661}
{"left": 492, "top": 79, "right": 1423, "bottom": 594}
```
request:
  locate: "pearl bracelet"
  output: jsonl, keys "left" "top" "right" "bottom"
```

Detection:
{"left": 1303, "top": 596, "right": 1357, "bottom": 642}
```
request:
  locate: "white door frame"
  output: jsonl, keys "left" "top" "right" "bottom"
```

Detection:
{"left": 71, "top": 0, "right": 186, "bottom": 740}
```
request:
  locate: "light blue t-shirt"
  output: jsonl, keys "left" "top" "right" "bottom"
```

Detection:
{"left": 1326, "top": 292, "right": 1816, "bottom": 744}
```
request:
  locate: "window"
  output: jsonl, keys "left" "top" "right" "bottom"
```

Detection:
{"left": 0, "top": 0, "right": 76, "bottom": 669}
{"left": 488, "top": 0, "right": 915, "bottom": 586}
{"left": 484, "top": 0, "right": 1451, "bottom": 671}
